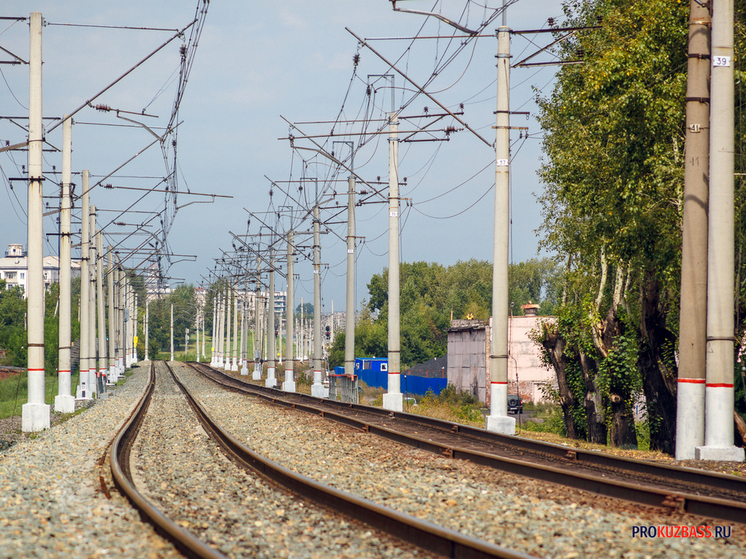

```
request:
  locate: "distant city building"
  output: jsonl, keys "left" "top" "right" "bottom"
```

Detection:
{"left": 0, "top": 243, "right": 80, "bottom": 298}
{"left": 145, "top": 263, "right": 171, "bottom": 300}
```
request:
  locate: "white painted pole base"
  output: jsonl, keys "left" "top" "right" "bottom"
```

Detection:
{"left": 311, "top": 383, "right": 328, "bottom": 398}
{"left": 21, "top": 402, "right": 50, "bottom": 432}
{"left": 240, "top": 361, "right": 248, "bottom": 376}
{"left": 382, "top": 392, "right": 403, "bottom": 412}
{"left": 695, "top": 385, "right": 745, "bottom": 461}
{"left": 231, "top": 358, "right": 238, "bottom": 372}
{"left": 265, "top": 367, "right": 276, "bottom": 388}
{"left": 133, "top": 350, "right": 138, "bottom": 363}
{"left": 252, "top": 365, "right": 261, "bottom": 381}
{"left": 675, "top": 380, "right": 705, "bottom": 460}
{"left": 76, "top": 372, "right": 92, "bottom": 400}
{"left": 282, "top": 379, "right": 296, "bottom": 393}
{"left": 695, "top": 445, "right": 745, "bottom": 461}
{"left": 108, "top": 365, "right": 118, "bottom": 384}
{"left": 486, "top": 382, "right": 515, "bottom": 434}
{"left": 485, "top": 414, "right": 516, "bottom": 435}
{"left": 54, "top": 394, "right": 75, "bottom": 414}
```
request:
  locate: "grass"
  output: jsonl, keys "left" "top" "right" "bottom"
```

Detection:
{"left": 0, "top": 370, "right": 80, "bottom": 419}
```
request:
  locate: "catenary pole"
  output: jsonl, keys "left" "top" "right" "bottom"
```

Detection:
{"left": 485, "top": 24, "right": 516, "bottom": 435}
{"left": 225, "top": 286, "right": 232, "bottom": 369}
{"left": 344, "top": 175, "right": 356, "bottom": 381}
{"left": 267, "top": 248, "right": 276, "bottom": 387}
{"left": 283, "top": 231, "right": 296, "bottom": 392}
{"left": 89, "top": 206, "right": 98, "bottom": 397}
{"left": 96, "top": 229, "right": 107, "bottom": 392}
{"left": 211, "top": 290, "right": 217, "bottom": 366}
{"left": 23, "top": 11, "right": 50, "bottom": 431}
{"left": 55, "top": 115, "right": 74, "bottom": 413}
{"left": 253, "top": 256, "right": 262, "bottom": 380}
{"left": 107, "top": 246, "right": 116, "bottom": 381}
{"left": 55, "top": 115, "right": 75, "bottom": 413}
{"left": 383, "top": 113, "right": 403, "bottom": 411}
{"left": 77, "top": 172, "right": 91, "bottom": 400}
{"left": 698, "top": 0, "right": 744, "bottom": 461}
{"left": 117, "top": 264, "right": 125, "bottom": 375}
{"left": 312, "top": 205, "right": 325, "bottom": 396}
{"left": 676, "top": 0, "right": 710, "bottom": 458}
{"left": 170, "top": 303, "right": 174, "bottom": 362}
{"left": 145, "top": 298, "right": 149, "bottom": 361}
{"left": 240, "top": 278, "right": 248, "bottom": 374}
{"left": 232, "top": 284, "right": 238, "bottom": 371}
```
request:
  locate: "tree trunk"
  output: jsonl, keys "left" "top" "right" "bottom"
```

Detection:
{"left": 540, "top": 324, "right": 581, "bottom": 439}
{"left": 609, "top": 395, "right": 638, "bottom": 448}
{"left": 579, "top": 353, "right": 607, "bottom": 444}
{"left": 638, "top": 273, "right": 677, "bottom": 455}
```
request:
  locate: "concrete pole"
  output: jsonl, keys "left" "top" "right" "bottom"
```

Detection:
{"left": 201, "top": 305, "right": 206, "bottom": 359}
{"left": 219, "top": 291, "right": 226, "bottom": 367}
{"left": 486, "top": 26, "right": 515, "bottom": 435}
{"left": 107, "top": 246, "right": 116, "bottom": 381}
{"left": 117, "top": 265, "right": 124, "bottom": 375}
{"left": 675, "top": 0, "right": 712, "bottom": 459}
{"left": 312, "top": 205, "right": 325, "bottom": 396}
{"left": 122, "top": 277, "right": 129, "bottom": 369}
{"left": 211, "top": 291, "right": 217, "bottom": 366}
{"left": 266, "top": 249, "right": 276, "bottom": 387}
{"left": 133, "top": 293, "right": 138, "bottom": 363}
{"left": 698, "top": 0, "right": 744, "bottom": 461}
{"left": 383, "top": 113, "right": 403, "bottom": 412}
{"left": 196, "top": 309, "right": 200, "bottom": 363}
{"left": 344, "top": 176, "right": 356, "bottom": 382}
{"left": 283, "top": 232, "right": 296, "bottom": 392}
{"left": 240, "top": 280, "right": 248, "bottom": 375}
{"left": 170, "top": 303, "right": 174, "bottom": 362}
{"left": 232, "top": 286, "right": 239, "bottom": 371}
{"left": 76, "top": 173, "right": 91, "bottom": 400}
{"left": 145, "top": 298, "right": 149, "bottom": 362}
{"left": 89, "top": 206, "right": 98, "bottom": 397}
{"left": 225, "top": 287, "right": 232, "bottom": 369}
{"left": 22, "top": 11, "right": 50, "bottom": 431}
{"left": 300, "top": 297, "right": 304, "bottom": 362}
{"left": 253, "top": 257, "right": 262, "bottom": 379}
{"left": 96, "top": 226, "right": 106, "bottom": 396}
{"left": 55, "top": 115, "right": 75, "bottom": 413}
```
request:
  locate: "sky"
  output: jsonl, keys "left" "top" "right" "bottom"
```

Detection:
{"left": 0, "top": 0, "right": 566, "bottom": 314}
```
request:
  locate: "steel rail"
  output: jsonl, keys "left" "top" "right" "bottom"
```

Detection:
{"left": 188, "top": 362, "right": 746, "bottom": 525}
{"left": 109, "top": 362, "right": 228, "bottom": 559}
{"left": 167, "top": 362, "right": 536, "bottom": 559}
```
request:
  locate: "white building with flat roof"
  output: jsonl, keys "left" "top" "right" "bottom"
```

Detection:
{"left": 0, "top": 243, "right": 81, "bottom": 298}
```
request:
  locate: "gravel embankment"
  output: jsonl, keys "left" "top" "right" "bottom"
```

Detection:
{"left": 0, "top": 364, "right": 181, "bottom": 559}
{"left": 134, "top": 362, "right": 440, "bottom": 559}
{"left": 172, "top": 362, "right": 746, "bottom": 559}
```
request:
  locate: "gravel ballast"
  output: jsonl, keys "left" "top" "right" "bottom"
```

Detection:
{"left": 0, "top": 365, "right": 181, "bottom": 559}
{"left": 133, "top": 361, "right": 440, "bottom": 559}
{"left": 172, "top": 362, "right": 746, "bottom": 559}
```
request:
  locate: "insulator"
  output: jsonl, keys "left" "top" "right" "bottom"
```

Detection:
{"left": 548, "top": 17, "right": 555, "bottom": 26}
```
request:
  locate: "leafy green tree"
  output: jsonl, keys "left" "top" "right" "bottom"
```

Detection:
{"left": 0, "top": 280, "right": 26, "bottom": 367}
{"left": 361, "top": 258, "right": 557, "bottom": 369}
{"left": 534, "top": 0, "right": 689, "bottom": 451}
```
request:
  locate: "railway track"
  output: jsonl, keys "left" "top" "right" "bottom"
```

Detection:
{"left": 188, "top": 361, "right": 746, "bottom": 526}
{"left": 109, "top": 361, "right": 536, "bottom": 559}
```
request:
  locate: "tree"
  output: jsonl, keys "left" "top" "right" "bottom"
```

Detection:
{"left": 362, "top": 258, "right": 558, "bottom": 369}
{"left": 296, "top": 302, "right": 313, "bottom": 316}
{"left": 0, "top": 280, "right": 27, "bottom": 367}
{"left": 534, "top": 0, "right": 689, "bottom": 451}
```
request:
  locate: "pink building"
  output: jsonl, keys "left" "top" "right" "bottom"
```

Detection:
{"left": 447, "top": 309, "right": 556, "bottom": 405}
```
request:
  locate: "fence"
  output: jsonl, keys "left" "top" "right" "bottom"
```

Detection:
{"left": 352, "top": 367, "right": 447, "bottom": 396}
{"left": 329, "top": 369, "right": 359, "bottom": 403}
